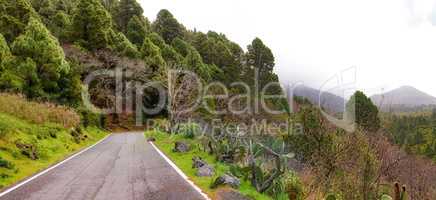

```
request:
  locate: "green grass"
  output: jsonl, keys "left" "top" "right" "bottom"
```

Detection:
{"left": 145, "top": 131, "right": 272, "bottom": 200}
{"left": 0, "top": 112, "right": 108, "bottom": 189}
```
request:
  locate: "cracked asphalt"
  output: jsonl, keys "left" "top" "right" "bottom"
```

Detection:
{"left": 0, "top": 132, "right": 206, "bottom": 200}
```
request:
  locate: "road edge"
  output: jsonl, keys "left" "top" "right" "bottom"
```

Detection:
{"left": 149, "top": 142, "right": 211, "bottom": 200}
{"left": 0, "top": 134, "right": 111, "bottom": 197}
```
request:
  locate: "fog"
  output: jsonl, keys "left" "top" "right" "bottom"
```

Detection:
{"left": 140, "top": 0, "right": 436, "bottom": 97}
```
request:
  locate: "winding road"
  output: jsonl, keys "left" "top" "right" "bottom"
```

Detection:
{"left": 0, "top": 132, "right": 206, "bottom": 200}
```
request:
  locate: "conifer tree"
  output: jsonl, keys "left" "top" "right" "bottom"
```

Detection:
{"left": 126, "top": 15, "right": 149, "bottom": 46}
{"left": 11, "top": 17, "right": 70, "bottom": 95}
{"left": 246, "top": 37, "right": 275, "bottom": 72}
{"left": 72, "top": 0, "right": 112, "bottom": 50}
{"left": 346, "top": 91, "right": 381, "bottom": 132}
{"left": 140, "top": 37, "right": 165, "bottom": 72}
{"left": 0, "top": 0, "right": 38, "bottom": 43}
{"left": 111, "top": 30, "right": 139, "bottom": 58}
{"left": 153, "top": 9, "right": 183, "bottom": 43}
{"left": 116, "top": 0, "right": 143, "bottom": 32}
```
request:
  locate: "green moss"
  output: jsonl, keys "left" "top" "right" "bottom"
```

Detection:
{"left": 145, "top": 131, "right": 271, "bottom": 200}
{"left": 0, "top": 113, "right": 107, "bottom": 189}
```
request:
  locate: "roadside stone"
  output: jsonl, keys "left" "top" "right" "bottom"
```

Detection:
{"left": 192, "top": 157, "right": 214, "bottom": 177}
{"left": 147, "top": 137, "right": 156, "bottom": 142}
{"left": 211, "top": 174, "right": 240, "bottom": 189}
{"left": 197, "top": 165, "right": 214, "bottom": 177}
{"left": 192, "top": 156, "right": 207, "bottom": 168}
{"left": 173, "top": 141, "right": 190, "bottom": 152}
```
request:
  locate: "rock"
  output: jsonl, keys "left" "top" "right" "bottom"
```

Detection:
{"left": 197, "top": 165, "right": 214, "bottom": 177}
{"left": 211, "top": 174, "right": 240, "bottom": 189}
{"left": 173, "top": 141, "right": 190, "bottom": 152}
{"left": 192, "top": 157, "right": 214, "bottom": 177}
{"left": 192, "top": 156, "right": 207, "bottom": 168}
{"left": 147, "top": 137, "right": 156, "bottom": 142}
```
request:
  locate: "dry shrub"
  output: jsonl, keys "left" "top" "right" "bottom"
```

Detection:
{"left": 0, "top": 93, "right": 80, "bottom": 128}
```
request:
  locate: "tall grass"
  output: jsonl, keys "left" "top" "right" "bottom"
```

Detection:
{"left": 0, "top": 93, "right": 80, "bottom": 128}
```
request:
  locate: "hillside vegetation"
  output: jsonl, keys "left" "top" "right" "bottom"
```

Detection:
{"left": 0, "top": 94, "right": 107, "bottom": 189}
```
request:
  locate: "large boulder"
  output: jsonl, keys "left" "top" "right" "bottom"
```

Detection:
{"left": 173, "top": 141, "right": 190, "bottom": 152}
{"left": 211, "top": 174, "right": 240, "bottom": 189}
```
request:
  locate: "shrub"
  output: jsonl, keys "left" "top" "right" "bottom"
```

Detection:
{"left": 0, "top": 157, "right": 14, "bottom": 169}
{"left": 0, "top": 93, "right": 80, "bottom": 128}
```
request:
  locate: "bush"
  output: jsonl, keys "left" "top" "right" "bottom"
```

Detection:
{"left": 0, "top": 157, "right": 14, "bottom": 169}
{"left": 177, "top": 123, "right": 201, "bottom": 139}
{"left": 77, "top": 107, "right": 104, "bottom": 128}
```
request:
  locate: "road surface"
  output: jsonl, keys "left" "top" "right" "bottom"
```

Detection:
{"left": 0, "top": 132, "right": 206, "bottom": 200}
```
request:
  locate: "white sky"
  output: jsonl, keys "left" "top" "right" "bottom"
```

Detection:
{"left": 139, "top": 0, "right": 436, "bottom": 97}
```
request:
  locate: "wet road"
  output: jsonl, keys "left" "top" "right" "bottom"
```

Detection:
{"left": 0, "top": 132, "right": 205, "bottom": 200}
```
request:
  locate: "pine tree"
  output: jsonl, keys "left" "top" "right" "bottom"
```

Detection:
{"left": 148, "top": 32, "right": 166, "bottom": 49}
{"left": 110, "top": 30, "right": 139, "bottom": 58}
{"left": 72, "top": 0, "right": 112, "bottom": 50}
{"left": 0, "top": 0, "right": 38, "bottom": 43}
{"left": 140, "top": 37, "right": 165, "bottom": 72}
{"left": 11, "top": 17, "right": 70, "bottom": 95}
{"left": 246, "top": 37, "right": 275, "bottom": 72}
{"left": 346, "top": 91, "right": 381, "bottom": 132}
{"left": 126, "top": 15, "right": 149, "bottom": 46}
{"left": 153, "top": 9, "right": 183, "bottom": 43}
{"left": 172, "top": 37, "right": 191, "bottom": 57}
{"left": 116, "top": 0, "right": 143, "bottom": 32}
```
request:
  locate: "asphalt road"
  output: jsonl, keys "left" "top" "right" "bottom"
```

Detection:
{"left": 0, "top": 132, "right": 206, "bottom": 200}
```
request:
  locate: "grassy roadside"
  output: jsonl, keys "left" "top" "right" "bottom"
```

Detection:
{"left": 145, "top": 131, "right": 272, "bottom": 200}
{"left": 0, "top": 113, "right": 108, "bottom": 190}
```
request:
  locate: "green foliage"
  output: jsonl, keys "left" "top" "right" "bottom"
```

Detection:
{"left": 247, "top": 37, "right": 275, "bottom": 72}
{"left": 72, "top": 0, "right": 112, "bottom": 50}
{"left": 161, "top": 44, "right": 183, "bottom": 66}
{"left": 0, "top": 34, "right": 11, "bottom": 63}
{"left": 140, "top": 37, "right": 165, "bottom": 70}
{"left": 384, "top": 113, "right": 436, "bottom": 159}
{"left": 116, "top": 0, "right": 143, "bottom": 32}
{"left": 0, "top": 0, "right": 38, "bottom": 43}
{"left": 0, "top": 58, "right": 40, "bottom": 96}
{"left": 153, "top": 9, "right": 183, "bottom": 43}
{"left": 177, "top": 123, "right": 201, "bottom": 139}
{"left": 47, "top": 10, "right": 71, "bottom": 42}
{"left": 0, "top": 157, "right": 14, "bottom": 169}
{"left": 11, "top": 17, "right": 70, "bottom": 97}
{"left": 148, "top": 32, "right": 166, "bottom": 49}
{"left": 172, "top": 37, "right": 191, "bottom": 57}
{"left": 347, "top": 91, "right": 381, "bottom": 132}
{"left": 110, "top": 30, "right": 139, "bottom": 58}
{"left": 192, "top": 32, "right": 243, "bottom": 83}
{"left": 126, "top": 15, "right": 149, "bottom": 46}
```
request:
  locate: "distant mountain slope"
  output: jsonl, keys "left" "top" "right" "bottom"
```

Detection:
{"left": 370, "top": 86, "right": 436, "bottom": 110}
{"left": 293, "top": 85, "right": 345, "bottom": 113}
